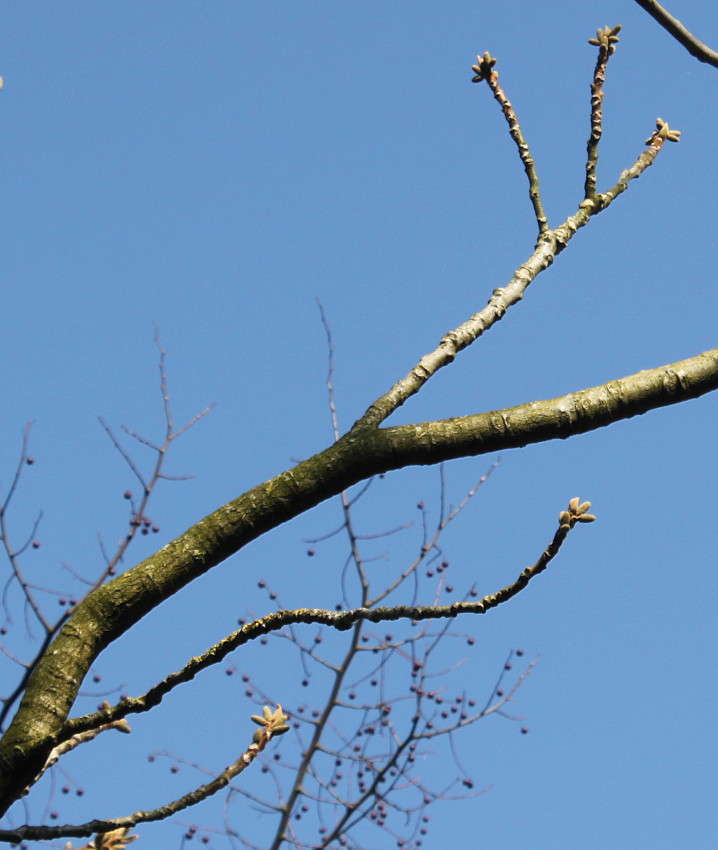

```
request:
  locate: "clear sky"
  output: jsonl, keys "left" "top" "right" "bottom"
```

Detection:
{"left": 1, "top": 2, "right": 717, "bottom": 848}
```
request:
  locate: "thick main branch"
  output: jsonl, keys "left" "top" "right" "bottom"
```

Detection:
{"left": 1, "top": 347, "right": 717, "bottom": 812}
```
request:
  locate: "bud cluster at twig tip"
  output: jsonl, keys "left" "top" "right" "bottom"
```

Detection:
{"left": 471, "top": 51, "right": 497, "bottom": 83}
{"left": 646, "top": 117, "right": 681, "bottom": 145}
{"left": 64, "top": 827, "right": 138, "bottom": 850}
{"left": 558, "top": 497, "right": 596, "bottom": 531}
{"left": 250, "top": 704, "right": 290, "bottom": 744}
{"left": 588, "top": 24, "right": 622, "bottom": 55}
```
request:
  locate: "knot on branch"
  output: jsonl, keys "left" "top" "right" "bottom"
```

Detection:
{"left": 645, "top": 117, "right": 681, "bottom": 145}
{"left": 588, "top": 25, "right": 622, "bottom": 55}
{"left": 471, "top": 51, "right": 497, "bottom": 83}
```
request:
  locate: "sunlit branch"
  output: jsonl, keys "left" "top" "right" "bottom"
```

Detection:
{"left": 62, "top": 499, "right": 589, "bottom": 744}
{"left": 585, "top": 25, "right": 622, "bottom": 199}
{"left": 0, "top": 25, "right": 700, "bottom": 822}
{"left": 470, "top": 51, "right": 548, "bottom": 235}
{"left": 357, "top": 118, "right": 678, "bottom": 429}
{"left": 0, "top": 709, "right": 287, "bottom": 844}
{"left": 633, "top": 0, "right": 718, "bottom": 68}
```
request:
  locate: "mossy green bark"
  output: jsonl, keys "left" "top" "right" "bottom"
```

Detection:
{"left": 1, "top": 348, "right": 717, "bottom": 811}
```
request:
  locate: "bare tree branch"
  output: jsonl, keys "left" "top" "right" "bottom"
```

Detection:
{"left": 471, "top": 51, "right": 548, "bottom": 234}
{"left": 0, "top": 344, "right": 716, "bottom": 813}
{"left": 0, "top": 22, "right": 709, "bottom": 837}
{"left": 634, "top": 0, "right": 718, "bottom": 68}
{"left": 0, "top": 708, "right": 288, "bottom": 844}
{"left": 61, "top": 487, "right": 568, "bottom": 742}
{"left": 357, "top": 116, "right": 678, "bottom": 428}
{"left": 585, "top": 25, "right": 622, "bottom": 199}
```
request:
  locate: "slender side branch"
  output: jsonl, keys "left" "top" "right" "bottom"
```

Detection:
{"left": 358, "top": 125, "right": 677, "bottom": 429}
{"left": 65, "top": 499, "right": 590, "bottom": 738}
{"left": 471, "top": 52, "right": 548, "bottom": 235}
{"left": 0, "top": 707, "right": 288, "bottom": 844}
{"left": 585, "top": 25, "right": 622, "bottom": 199}
{"left": 633, "top": 0, "right": 718, "bottom": 68}
{"left": 1, "top": 346, "right": 716, "bottom": 812}
{"left": 23, "top": 707, "right": 132, "bottom": 799}
{"left": 0, "top": 29, "right": 692, "bottom": 815}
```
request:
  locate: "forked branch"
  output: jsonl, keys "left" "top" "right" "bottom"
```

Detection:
{"left": 0, "top": 24, "right": 706, "bottom": 829}
{"left": 0, "top": 706, "right": 288, "bottom": 844}
{"left": 358, "top": 30, "right": 679, "bottom": 428}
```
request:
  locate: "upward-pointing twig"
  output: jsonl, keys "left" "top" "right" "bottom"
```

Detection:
{"left": 584, "top": 25, "right": 622, "bottom": 200}
{"left": 471, "top": 52, "right": 548, "bottom": 236}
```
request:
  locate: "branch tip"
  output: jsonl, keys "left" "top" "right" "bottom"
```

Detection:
{"left": 559, "top": 497, "right": 596, "bottom": 531}
{"left": 588, "top": 24, "right": 622, "bottom": 54}
{"left": 646, "top": 116, "right": 681, "bottom": 144}
{"left": 250, "top": 704, "right": 290, "bottom": 744}
{"left": 471, "top": 51, "right": 497, "bottom": 83}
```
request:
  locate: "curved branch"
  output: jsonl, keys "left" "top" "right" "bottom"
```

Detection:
{"left": 1, "top": 347, "right": 716, "bottom": 812}
{"left": 62, "top": 491, "right": 584, "bottom": 739}
{"left": 633, "top": 0, "right": 718, "bottom": 67}
{"left": 0, "top": 715, "right": 285, "bottom": 845}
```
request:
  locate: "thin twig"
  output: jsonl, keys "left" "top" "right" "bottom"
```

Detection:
{"left": 0, "top": 713, "right": 287, "bottom": 844}
{"left": 471, "top": 52, "right": 548, "bottom": 234}
{"left": 585, "top": 25, "right": 622, "bottom": 200}
{"left": 0, "top": 424, "right": 50, "bottom": 632}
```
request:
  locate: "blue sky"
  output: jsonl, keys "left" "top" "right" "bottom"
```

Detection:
{"left": 1, "top": 2, "right": 717, "bottom": 848}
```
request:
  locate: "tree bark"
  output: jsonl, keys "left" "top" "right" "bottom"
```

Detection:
{"left": 1, "top": 346, "right": 717, "bottom": 812}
